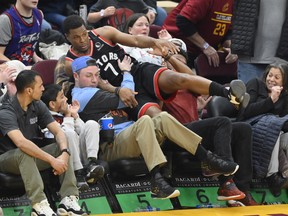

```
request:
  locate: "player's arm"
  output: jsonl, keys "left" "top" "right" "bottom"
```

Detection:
{"left": 96, "top": 26, "right": 179, "bottom": 54}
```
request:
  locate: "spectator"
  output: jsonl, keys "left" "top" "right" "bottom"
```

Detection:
{"left": 240, "top": 62, "right": 288, "bottom": 197}
{"left": 231, "top": 0, "right": 288, "bottom": 84}
{"left": 62, "top": 15, "right": 249, "bottom": 122}
{"left": 41, "top": 84, "right": 105, "bottom": 191}
{"left": 38, "top": 0, "right": 77, "bottom": 32}
{"left": 87, "top": 0, "right": 153, "bottom": 30}
{"left": 121, "top": 13, "right": 163, "bottom": 66}
{"left": 163, "top": 0, "right": 238, "bottom": 68}
{"left": 71, "top": 55, "right": 240, "bottom": 200}
{"left": 144, "top": 0, "right": 167, "bottom": 26}
{"left": 0, "top": 70, "right": 86, "bottom": 216}
{"left": 0, "top": 0, "right": 43, "bottom": 65}
{"left": 0, "top": 60, "right": 28, "bottom": 102}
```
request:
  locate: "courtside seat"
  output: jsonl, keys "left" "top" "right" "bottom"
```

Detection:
{"left": 31, "top": 59, "right": 58, "bottom": 85}
{"left": 206, "top": 96, "right": 238, "bottom": 120}
{"left": 149, "top": 24, "right": 162, "bottom": 39}
{"left": 108, "top": 158, "right": 149, "bottom": 180}
{"left": 194, "top": 52, "right": 238, "bottom": 84}
{"left": 0, "top": 169, "right": 60, "bottom": 212}
{"left": 103, "top": 157, "right": 177, "bottom": 213}
{"left": 0, "top": 172, "right": 25, "bottom": 197}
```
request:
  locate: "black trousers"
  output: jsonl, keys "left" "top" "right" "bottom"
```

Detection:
{"left": 183, "top": 116, "right": 253, "bottom": 191}
{"left": 165, "top": 116, "right": 253, "bottom": 191}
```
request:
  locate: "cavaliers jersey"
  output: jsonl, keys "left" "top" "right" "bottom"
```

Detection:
{"left": 4, "top": 6, "right": 42, "bottom": 66}
{"left": 66, "top": 30, "right": 138, "bottom": 87}
{"left": 163, "top": 0, "right": 233, "bottom": 55}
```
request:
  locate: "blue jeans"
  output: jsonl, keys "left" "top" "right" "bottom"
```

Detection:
{"left": 153, "top": 6, "right": 167, "bottom": 26}
{"left": 237, "top": 62, "right": 268, "bottom": 84}
{"left": 44, "top": 13, "right": 66, "bottom": 32}
{"left": 41, "top": 19, "right": 52, "bottom": 30}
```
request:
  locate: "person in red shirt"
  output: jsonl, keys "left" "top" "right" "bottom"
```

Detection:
{"left": 163, "top": 0, "right": 238, "bottom": 68}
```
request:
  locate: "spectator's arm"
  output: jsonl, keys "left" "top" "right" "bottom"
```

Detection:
{"left": 7, "top": 129, "right": 56, "bottom": 164}
{"left": 87, "top": 6, "right": 116, "bottom": 23}
{"left": 0, "top": 47, "right": 9, "bottom": 62}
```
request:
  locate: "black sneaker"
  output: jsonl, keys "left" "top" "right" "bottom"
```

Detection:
{"left": 229, "top": 80, "right": 250, "bottom": 109}
{"left": 86, "top": 162, "right": 105, "bottom": 184}
{"left": 150, "top": 173, "right": 180, "bottom": 199}
{"left": 267, "top": 172, "right": 288, "bottom": 197}
{"left": 205, "top": 151, "right": 239, "bottom": 176}
{"left": 75, "top": 169, "right": 89, "bottom": 191}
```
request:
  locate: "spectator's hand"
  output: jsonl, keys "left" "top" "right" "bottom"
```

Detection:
{"left": 104, "top": 6, "right": 116, "bottom": 17}
{"left": 197, "top": 95, "right": 212, "bottom": 110}
{"left": 203, "top": 46, "right": 219, "bottom": 67}
{"left": 146, "top": 9, "right": 156, "bottom": 24}
{"left": 119, "top": 87, "right": 138, "bottom": 108}
{"left": 270, "top": 85, "right": 283, "bottom": 103}
{"left": 69, "top": 100, "right": 80, "bottom": 118}
{"left": 157, "top": 29, "right": 172, "bottom": 40}
{"left": 117, "top": 55, "right": 133, "bottom": 72}
{"left": 222, "top": 47, "right": 238, "bottom": 64}
{"left": 60, "top": 100, "right": 70, "bottom": 116}
{"left": 51, "top": 157, "right": 68, "bottom": 175}
{"left": 0, "top": 67, "right": 17, "bottom": 84}
{"left": 6, "top": 81, "right": 17, "bottom": 96}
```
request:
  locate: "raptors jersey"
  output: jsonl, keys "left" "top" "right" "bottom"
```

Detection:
{"left": 4, "top": 6, "right": 42, "bottom": 66}
{"left": 66, "top": 30, "right": 138, "bottom": 87}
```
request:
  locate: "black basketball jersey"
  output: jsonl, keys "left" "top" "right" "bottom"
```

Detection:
{"left": 67, "top": 30, "right": 137, "bottom": 87}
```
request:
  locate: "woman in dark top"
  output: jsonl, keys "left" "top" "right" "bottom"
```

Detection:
{"left": 243, "top": 63, "right": 288, "bottom": 119}
{"left": 241, "top": 62, "right": 288, "bottom": 197}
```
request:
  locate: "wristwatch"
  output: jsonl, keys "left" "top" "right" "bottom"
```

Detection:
{"left": 202, "top": 42, "right": 210, "bottom": 50}
{"left": 100, "top": 9, "right": 105, "bottom": 17}
{"left": 61, "top": 148, "right": 71, "bottom": 156}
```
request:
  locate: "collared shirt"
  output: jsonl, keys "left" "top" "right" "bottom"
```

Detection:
{"left": 0, "top": 96, "right": 54, "bottom": 154}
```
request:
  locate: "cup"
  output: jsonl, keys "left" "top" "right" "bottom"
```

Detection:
{"left": 99, "top": 117, "right": 114, "bottom": 143}
{"left": 100, "top": 117, "right": 114, "bottom": 130}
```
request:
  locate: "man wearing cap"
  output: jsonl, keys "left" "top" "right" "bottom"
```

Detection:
{"left": 70, "top": 55, "right": 241, "bottom": 200}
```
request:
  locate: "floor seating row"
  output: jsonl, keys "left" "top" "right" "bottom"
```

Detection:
{"left": 1, "top": 153, "right": 288, "bottom": 215}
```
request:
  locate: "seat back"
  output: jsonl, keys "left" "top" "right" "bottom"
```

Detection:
{"left": 206, "top": 96, "right": 238, "bottom": 120}
{"left": 194, "top": 52, "right": 237, "bottom": 84}
{"left": 32, "top": 59, "right": 58, "bottom": 85}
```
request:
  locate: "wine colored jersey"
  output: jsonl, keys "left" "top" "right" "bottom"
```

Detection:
{"left": 163, "top": 0, "right": 233, "bottom": 55}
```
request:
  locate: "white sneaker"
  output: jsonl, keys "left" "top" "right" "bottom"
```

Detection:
{"left": 31, "top": 199, "right": 56, "bottom": 216}
{"left": 0, "top": 207, "right": 3, "bottom": 216}
{"left": 57, "top": 196, "right": 87, "bottom": 216}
